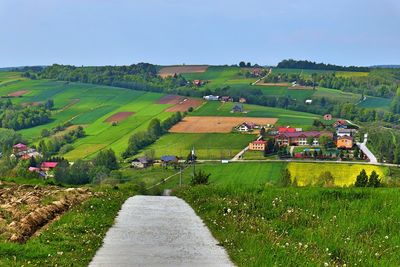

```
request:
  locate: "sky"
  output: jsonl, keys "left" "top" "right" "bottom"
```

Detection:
{"left": 1, "top": 0, "right": 399, "bottom": 67}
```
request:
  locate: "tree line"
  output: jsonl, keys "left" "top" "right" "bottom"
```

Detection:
{"left": 277, "top": 59, "right": 370, "bottom": 72}
{"left": 0, "top": 99, "right": 53, "bottom": 130}
{"left": 123, "top": 112, "right": 183, "bottom": 158}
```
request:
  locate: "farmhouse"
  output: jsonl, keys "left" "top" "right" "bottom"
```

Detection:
{"left": 220, "top": 96, "right": 233, "bottom": 102}
{"left": 193, "top": 80, "right": 202, "bottom": 86}
{"left": 275, "top": 131, "right": 333, "bottom": 146}
{"left": 249, "top": 140, "right": 266, "bottom": 151}
{"left": 237, "top": 122, "right": 258, "bottom": 132}
{"left": 41, "top": 162, "right": 58, "bottom": 171}
{"left": 278, "top": 127, "right": 296, "bottom": 133}
{"left": 231, "top": 104, "right": 244, "bottom": 113}
{"left": 239, "top": 97, "right": 247, "bottom": 103}
{"left": 161, "top": 155, "right": 178, "bottom": 167}
{"left": 305, "top": 99, "right": 313, "bottom": 104}
{"left": 337, "top": 128, "right": 357, "bottom": 137}
{"left": 336, "top": 136, "right": 354, "bottom": 149}
{"left": 131, "top": 157, "right": 152, "bottom": 169}
{"left": 324, "top": 114, "right": 332, "bottom": 121}
{"left": 203, "top": 95, "right": 219, "bottom": 101}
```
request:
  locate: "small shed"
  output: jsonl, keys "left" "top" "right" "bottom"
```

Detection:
{"left": 161, "top": 155, "right": 178, "bottom": 167}
{"left": 131, "top": 157, "right": 152, "bottom": 169}
{"left": 231, "top": 104, "right": 243, "bottom": 113}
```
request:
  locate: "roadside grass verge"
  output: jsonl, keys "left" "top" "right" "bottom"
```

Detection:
{"left": 175, "top": 185, "right": 400, "bottom": 266}
{"left": 0, "top": 183, "right": 137, "bottom": 266}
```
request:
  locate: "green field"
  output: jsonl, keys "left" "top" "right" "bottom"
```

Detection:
{"left": 140, "top": 133, "right": 255, "bottom": 160}
{"left": 358, "top": 96, "right": 391, "bottom": 111}
{"left": 0, "top": 77, "right": 176, "bottom": 159}
{"left": 191, "top": 101, "right": 320, "bottom": 128}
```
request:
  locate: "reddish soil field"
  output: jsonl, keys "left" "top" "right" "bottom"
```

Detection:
{"left": 104, "top": 112, "right": 135, "bottom": 123}
{"left": 166, "top": 98, "right": 204, "bottom": 112}
{"left": 170, "top": 116, "right": 278, "bottom": 133}
{"left": 288, "top": 85, "right": 314, "bottom": 90}
{"left": 158, "top": 65, "right": 208, "bottom": 78}
{"left": 157, "top": 95, "right": 184, "bottom": 104}
{"left": 8, "top": 90, "right": 31, "bottom": 97}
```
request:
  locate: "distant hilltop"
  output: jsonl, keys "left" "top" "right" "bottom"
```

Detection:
{"left": 370, "top": 65, "right": 400, "bottom": 69}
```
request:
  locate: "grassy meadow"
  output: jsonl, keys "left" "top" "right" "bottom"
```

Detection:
{"left": 140, "top": 133, "right": 255, "bottom": 160}
{"left": 175, "top": 185, "right": 400, "bottom": 266}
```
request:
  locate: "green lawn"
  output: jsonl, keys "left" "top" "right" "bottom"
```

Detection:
{"left": 140, "top": 133, "right": 255, "bottom": 160}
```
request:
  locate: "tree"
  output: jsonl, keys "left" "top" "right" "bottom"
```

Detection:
{"left": 279, "top": 168, "right": 292, "bottom": 187}
{"left": 355, "top": 169, "right": 368, "bottom": 187}
{"left": 148, "top": 118, "right": 163, "bottom": 137}
{"left": 319, "top": 135, "right": 332, "bottom": 149}
{"left": 239, "top": 61, "right": 246, "bottom": 68}
{"left": 41, "top": 129, "right": 50, "bottom": 137}
{"left": 368, "top": 170, "right": 381, "bottom": 187}
{"left": 260, "top": 127, "right": 266, "bottom": 138}
{"left": 190, "top": 170, "right": 210, "bottom": 185}
{"left": 307, "top": 136, "right": 315, "bottom": 146}
{"left": 317, "top": 171, "right": 335, "bottom": 187}
{"left": 93, "top": 149, "right": 119, "bottom": 171}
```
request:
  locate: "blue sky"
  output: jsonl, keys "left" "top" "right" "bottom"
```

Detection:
{"left": 1, "top": 0, "right": 399, "bottom": 67}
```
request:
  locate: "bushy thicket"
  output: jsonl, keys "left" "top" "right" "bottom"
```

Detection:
{"left": 38, "top": 126, "right": 85, "bottom": 157}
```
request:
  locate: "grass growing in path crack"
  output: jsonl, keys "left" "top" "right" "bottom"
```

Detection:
{"left": 175, "top": 185, "right": 400, "bottom": 266}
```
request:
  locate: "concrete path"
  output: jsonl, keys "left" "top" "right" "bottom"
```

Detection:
{"left": 357, "top": 133, "right": 378, "bottom": 163}
{"left": 90, "top": 196, "right": 233, "bottom": 267}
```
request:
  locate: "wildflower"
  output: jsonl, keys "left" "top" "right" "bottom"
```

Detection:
{"left": 375, "top": 252, "right": 379, "bottom": 257}
{"left": 324, "top": 262, "right": 329, "bottom": 267}
{"left": 298, "top": 242, "right": 302, "bottom": 247}
{"left": 385, "top": 235, "right": 389, "bottom": 239}
{"left": 304, "top": 244, "right": 308, "bottom": 249}
{"left": 227, "top": 208, "right": 231, "bottom": 213}
{"left": 285, "top": 242, "right": 289, "bottom": 247}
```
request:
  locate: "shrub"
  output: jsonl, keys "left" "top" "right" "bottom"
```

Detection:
{"left": 190, "top": 170, "right": 210, "bottom": 185}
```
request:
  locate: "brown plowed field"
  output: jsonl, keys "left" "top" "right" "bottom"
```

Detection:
{"left": 158, "top": 65, "right": 208, "bottom": 78}
{"left": 166, "top": 98, "right": 204, "bottom": 112}
{"left": 104, "top": 112, "right": 135, "bottom": 123}
{"left": 8, "top": 90, "right": 30, "bottom": 97}
{"left": 157, "top": 95, "right": 184, "bottom": 104}
{"left": 170, "top": 116, "right": 278, "bottom": 133}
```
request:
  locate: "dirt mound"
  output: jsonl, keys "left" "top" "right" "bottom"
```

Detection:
{"left": 8, "top": 90, "right": 31, "bottom": 97}
{"left": 0, "top": 183, "right": 92, "bottom": 243}
{"left": 158, "top": 65, "right": 208, "bottom": 78}
{"left": 104, "top": 112, "right": 135, "bottom": 123}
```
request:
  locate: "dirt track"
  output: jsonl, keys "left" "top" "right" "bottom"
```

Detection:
{"left": 170, "top": 116, "right": 278, "bottom": 133}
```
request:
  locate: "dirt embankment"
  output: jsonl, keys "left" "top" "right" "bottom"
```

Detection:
{"left": 0, "top": 183, "right": 92, "bottom": 243}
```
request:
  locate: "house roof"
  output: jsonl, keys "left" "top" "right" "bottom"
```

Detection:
{"left": 28, "top": 167, "right": 40, "bottom": 172}
{"left": 41, "top": 162, "right": 58, "bottom": 168}
{"left": 338, "top": 135, "right": 353, "bottom": 140}
{"left": 278, "top": 127, "right": 296, "bottom": 133}
{"left": 133, "top": 157, "right": 150, "bottom": 164}
{"left": 276, "top": 131, "right": 333, "bottom": 139}
{"left": 252, "top": 140, "right": 266, "bottom": 145}
{"left": 161, "top": 155, "right": 177, "bottom": 162}
{"left": 337, "top": 128, "right": 356, "bottom": 133}
{"left": 13, "top": 143, "right": 27, "bottom": 149}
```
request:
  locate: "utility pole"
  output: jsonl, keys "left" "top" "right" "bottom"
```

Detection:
{"left": 179, "top": 166, "right": 182, "bottom": 186}
{"left": 192, "top": 146, "right": 196, "bottom": 178}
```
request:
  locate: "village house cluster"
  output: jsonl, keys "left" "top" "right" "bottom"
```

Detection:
{"left": 11, "top": 143, "right": 58, "bottom": 178}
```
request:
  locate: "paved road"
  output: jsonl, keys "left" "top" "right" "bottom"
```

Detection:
{"left": 90, "top": 196, "right": 233, "bottom": 267}
{"left": 357, "top": 133, "right": 377, "bottom": 163}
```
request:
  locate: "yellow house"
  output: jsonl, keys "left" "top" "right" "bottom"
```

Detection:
{"left": 336, "top": 136, "right": 353, "bottom": 149}
{"left": 249, "top": 140, "right": 266, "bottom": 151}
